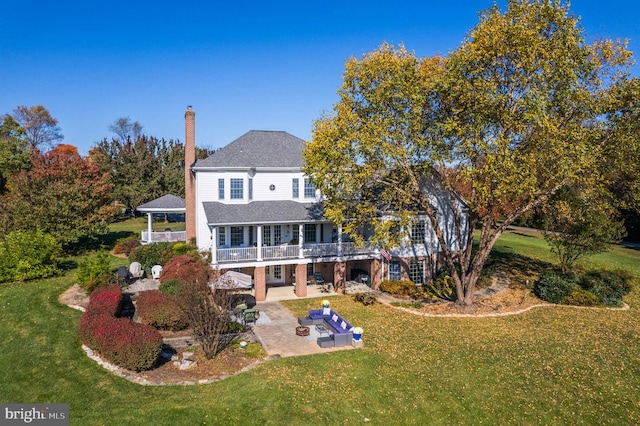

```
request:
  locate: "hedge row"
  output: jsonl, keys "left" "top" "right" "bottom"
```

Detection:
{"left": 78, "top": 285, "right": 162, "bottom": 371}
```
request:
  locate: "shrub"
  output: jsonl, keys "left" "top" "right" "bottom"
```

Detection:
{"left": 353, "top": 292, "right": 377, "bottom": 306}
{"left": 0, "top": 230, "right": 61, "bottom": 283}
{"left": 564, "top": 288, "right": 599, "bottom": 306}
{"left": 78, "top": 284, "right": 161, "bottom": 371}
{"left": 78, "top": 311, "right": 113, "bottom": 351}
{"left": 129, "top": 242, "right": 174, "bottom": 275}
{"left": 84, "top": 273, "right": 119, "bottom": 294}
{"left": 159, "top": 279, "right": 183, "bottom": 296}
{"left": 129, "top": 241, "right": 200, "bottom": 275}
{"left": 534, "top": 272, "right": 578, "bottom": 304}
{"left": 76, "top": 251, "right": 111, "bottom": 289}
{"left": 423, "top": 269, "right": 455, "bottom": 300}
{"left": 578, "top": 270, "right": 632, "bottom": 307}
{"left": 113, "top": 236, "right": 141, "bottom": 256}
{"left": 86, "top": 285, "right": 123, "bottom": 317}
{"left": 97, "top": 318, "right": 163, "bottom": 371}
{"left": 160, "top": 254, "right": 211, "bottom": 288}
{"left": 136, "top": 290, "right": 188, "bottom": 331}
{"left": 380, "top": 279, "right": 420, "bottom": 297}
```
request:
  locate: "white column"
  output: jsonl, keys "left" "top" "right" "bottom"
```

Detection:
{"left": 147, "top": 213, "right": 153, "bottom": 243}
{"left": 298, "top": 223, "right": 304, "bottom": 258}
{"left": 257, "top": 225, "right": 263, "bottom": 261}
{"left": 211, "top": 227, "right": 218, "bottom": 264}
{"left": 337, "top": 225, "right": 343, "bottom": 256}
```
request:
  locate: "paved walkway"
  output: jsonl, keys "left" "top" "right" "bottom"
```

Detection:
{"left": 251, "top": 301, "right": 353, "bottom": 358}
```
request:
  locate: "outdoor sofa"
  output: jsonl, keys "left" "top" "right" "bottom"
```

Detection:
{"left": 299, "top": 309, "right": 354, "bottom": 347}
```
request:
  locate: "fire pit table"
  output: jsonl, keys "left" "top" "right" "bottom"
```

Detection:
{"left": 295, "top": 326, "right": 310, "bottom": 336}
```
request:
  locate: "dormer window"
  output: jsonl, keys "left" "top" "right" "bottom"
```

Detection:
{"left": 230, "top": 178, "right": 243, "bottom": 199}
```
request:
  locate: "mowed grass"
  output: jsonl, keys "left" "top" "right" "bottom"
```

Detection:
{"left": 1, "top": 229, "right": 639, "bottom": 425}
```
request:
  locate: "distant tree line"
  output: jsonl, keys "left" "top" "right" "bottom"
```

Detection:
{"left": 0, "top": 107, "right": 212, "bottom": 255}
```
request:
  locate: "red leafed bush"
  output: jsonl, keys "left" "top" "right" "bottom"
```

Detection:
{"left": 78, "top": 312, "right": 113, "bottom": 351}
{"left": 136, "top": 290, "right": 188, "bottom": 331}
{"left": 159, "top": 254, "right": 212, "bottom": 289}
{"left": 78, "top": 284, "right": 162, "bottom": 371}
{"left": 85, "top": 285, "right": 122, "bottom": 317}
{"left": 96, "top": 318, "right": 163, "bottom": 371}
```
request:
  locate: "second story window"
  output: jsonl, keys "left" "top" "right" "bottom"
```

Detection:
{"left": 304, "top": 178, "right": 315, "bottom": 198}
{"left": 218, "top": 179, "right": 224, "bottom": 200}
{"left": 292, "top": 178, "right": 299, "bottom": 198}
{"left": 411, "top": 220, "right": 425, "bottom": 245}
{"left": 230, "top": 178, "right": 243, "bottom": 199}
{"left": 248, "top": 178, "right": 253, "bottom": 200}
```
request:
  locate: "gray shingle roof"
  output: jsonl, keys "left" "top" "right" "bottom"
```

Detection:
{"left": 194, "top": 130, "right": 306, "bottom": 168}
{"left": 137, "top": 194, "right": 186, "bottom": 212}
{"left": 202, "top": 201, "right": 325, "bottom": 225}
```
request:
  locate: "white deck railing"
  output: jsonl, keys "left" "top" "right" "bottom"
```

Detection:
{"left": 215, "top": 242, "right": 374, "bottom": 264}
{"left": 141, "top": 230, "right": 187, "bottom": 244}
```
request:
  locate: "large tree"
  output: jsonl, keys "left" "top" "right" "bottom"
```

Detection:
{"left": 303, "top": 0, "right": 636, "bottom": 307}
{"left": 90, "top": 136, "right": 214, "bottom": 213}
{"left": 11, "top": 105, "right": 63, "bottom": 150}
{"left": 0, "top": 144, "right": 118, "bottom": 248}
{"left": 108, "top": 117, "right": 144, "bottom": 142}
{"left": 0, "top": 115, "right": 30, "bottom": 194}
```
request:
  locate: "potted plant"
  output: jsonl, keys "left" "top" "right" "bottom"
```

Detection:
{"left": 322, "top": 300, "right": 330, "bottom": 315}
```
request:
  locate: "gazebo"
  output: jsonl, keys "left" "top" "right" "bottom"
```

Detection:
{"left": 136, "top": 194, "right": 187, "bottom": 244}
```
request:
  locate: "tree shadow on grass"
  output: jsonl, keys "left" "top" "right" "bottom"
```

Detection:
{"left": 482, "top": 247, "right": 555, "bottom": 288}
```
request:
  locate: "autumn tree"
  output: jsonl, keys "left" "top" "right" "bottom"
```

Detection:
{"left": 0, "top": 144, "right": 119, "bottom": 248}
{"left": 11, "top": 105, "right": 63, "bottom": 150}
{"left": 304, "top": 0, "right": 637, "bottom": 307}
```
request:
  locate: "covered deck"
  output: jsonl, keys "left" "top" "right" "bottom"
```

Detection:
{"left": 137, "top": 194, "right": 187, "bottom": 244}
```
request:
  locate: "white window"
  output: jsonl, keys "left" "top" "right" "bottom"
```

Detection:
{"left": 411, "top": 220, "right": 425, "bottom": 245}
{"left": 219, "top": 227, "right": 226, "bottom": 246}
{"left": 304, "top": 224, "right": 316, "bottom": 243}
{"left": 231, "top": 227, "right": 243, "bottom": 246}
{"left": 409, "top": 260, "right": 424, "bottom": 284}
{"left": 274, "top": 225, "right": 282, "bottom": 245}
{"left": 304, "top": 178, "right": 315, "bottom": 198}
{"left": 218, "top": 179, "right": 224, "bottom": 200}
{"left": 292, "top": 178, "right": 299, "bottom": 198}
{"left": 263, "top": 225, "right": 271, "bottom": 246}
{"left": 389, "top": 261, "right": 401, "bottom": 280}
{"left": 230, "top": 178, "right": 243, "bottom": 199}
{"left": 248, "top": 178, "right": 253, "bottom": 200}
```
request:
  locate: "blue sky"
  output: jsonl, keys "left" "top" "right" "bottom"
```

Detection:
{"left": 1, "top": 0, "right": 638, "bottom": 154}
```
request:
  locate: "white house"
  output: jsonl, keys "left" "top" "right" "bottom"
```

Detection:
{"left": 182, "top": 106, "right": 468, "bottom": 301}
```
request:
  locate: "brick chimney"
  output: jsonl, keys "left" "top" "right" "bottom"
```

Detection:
{"left": 185, "top": 106, "right": 196, "bottom": 242}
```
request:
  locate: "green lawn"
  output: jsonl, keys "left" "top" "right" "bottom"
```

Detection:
{"left": 1, "top": 229, "right": 639, "bottom": 425}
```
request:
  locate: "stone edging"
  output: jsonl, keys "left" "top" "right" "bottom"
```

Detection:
{"left": 389, "top": 301, "right": 630, "bottom": 318}
{"left": 81, "top": 344, "right": 273, "bottom": 386}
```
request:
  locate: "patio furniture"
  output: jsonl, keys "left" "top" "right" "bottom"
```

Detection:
{"left": 129, "top": 262, "right": 144, "bottom": 279}
{"left": 243, "top": 309, "right": 257, "bottom": 325}
{"left": 296, "top": 326, "right": 310, "bottom": 336}
{"left": 151, "top": 265, "right": 163, "bottom": 280}
{"left": 315, "top": 324, "right": 330, "bottom": 336}
{"left": 117, "top": 266, "right": 131, "bottom": 286}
